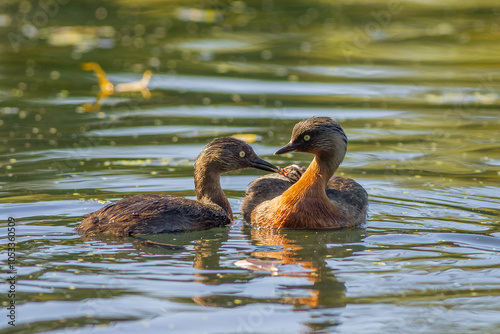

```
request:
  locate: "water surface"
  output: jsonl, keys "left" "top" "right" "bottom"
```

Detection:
{"left": 1, "top": 1, "right": 500, "bottom": 333}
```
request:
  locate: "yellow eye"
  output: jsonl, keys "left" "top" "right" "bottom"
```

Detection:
{"left": 304, "top": 135, "right": 311, "bottom": 141}
{"left": 239, "top": 151, "right": 246, "bottom": 157}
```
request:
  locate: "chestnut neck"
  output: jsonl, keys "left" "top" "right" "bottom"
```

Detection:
{"left": 286, "top": 152, "right": 341, "bottom": 198}
{"left": 194, "top": 162, "right": 233, "bottom": 219}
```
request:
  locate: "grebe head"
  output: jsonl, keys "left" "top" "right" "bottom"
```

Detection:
{"left": 274, "top": 117, "right": 347, "bottom": 159}
{"left": 196, "top": 137, "right": 278, "bottom": 174}
{"left": 279, "top": 164, "right": 307, "bottom": 182}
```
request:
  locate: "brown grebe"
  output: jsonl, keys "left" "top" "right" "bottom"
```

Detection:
{"left": 242, "top": 117, "right": 368, "bottom": 229}
{"left": 78, "top": 137, "right": 278, "bottom": 236}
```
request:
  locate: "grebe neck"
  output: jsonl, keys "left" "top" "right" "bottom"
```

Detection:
{"left": 265, "top": 152, "right": 343, "bottom": 228}
{"left": 194, "top": 167, "right": 232, "bottom": 219}
{"left": 296, "top": 153, "right": 340, "bottom": 191}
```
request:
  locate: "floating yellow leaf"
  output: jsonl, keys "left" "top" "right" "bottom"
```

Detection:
{"left": 232, "top": 133, "right": 258, "bottom": 143}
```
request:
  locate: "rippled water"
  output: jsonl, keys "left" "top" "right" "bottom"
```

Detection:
{"left": 1, "top": 1, "right": 500, "bottom": 333}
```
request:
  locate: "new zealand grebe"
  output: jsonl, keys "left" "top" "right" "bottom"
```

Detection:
{"left": 242, "top": 117, "right": 368, "bottom": 229}
{"left": 78, "top": 137, "right": 278, "bottom": 236}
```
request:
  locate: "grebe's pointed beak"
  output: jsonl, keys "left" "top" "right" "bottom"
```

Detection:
{"left": 249, "top": 157, "right": 279, "bottom": 173}
{"left": 274, "top": 142, "right": 300, "bottom": 155}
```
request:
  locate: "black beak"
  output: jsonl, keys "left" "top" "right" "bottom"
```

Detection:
{"left": 249, "top": 157, "right": 279, "bottom": 173}
{"left": 274, "top": 142, "right": 300, "bottom": 155}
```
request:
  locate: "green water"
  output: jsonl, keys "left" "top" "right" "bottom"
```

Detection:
{"left": 1, "top": 0, "right": 500, "bottom": 333}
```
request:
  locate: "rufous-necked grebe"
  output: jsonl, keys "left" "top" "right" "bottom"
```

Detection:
{"left": 242, "top": 117, "right": 368, "bottom": 229}
{"left": 78, "top": 137, "right": 278, "bottom": 236}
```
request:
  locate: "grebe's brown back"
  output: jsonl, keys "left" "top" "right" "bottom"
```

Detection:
{"left": 78, "top": 137, "right": 278, "bottom": 236}
{"left": 242, "top": 117, "right": 368, "bottom": 229}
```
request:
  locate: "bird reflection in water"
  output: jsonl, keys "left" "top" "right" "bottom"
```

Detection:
{"left": 188, "top": 226, "right": 365, "bottom": 311}
{"left": 244, "top": 227, "right": 365, "bottom": 308}
{"left": 80, "top": 223, "right": 366, "bottom": 318}
{"left": 80, "top": 62, "right": 152, "bottom": 112}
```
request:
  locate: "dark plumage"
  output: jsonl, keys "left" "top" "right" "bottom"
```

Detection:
{"left": 78, "top": 137, "right": 278, "bottom": 236}
{"left": 242, "top": 117, "right": 368, "bottom": 229}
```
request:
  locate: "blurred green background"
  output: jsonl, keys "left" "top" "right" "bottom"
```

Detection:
{"left": 1, "top": 1, "right": 500, "bottom": 333}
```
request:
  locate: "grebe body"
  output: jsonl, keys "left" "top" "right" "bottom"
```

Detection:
{"left": 78, "top": 137, "right": 277, "bottom": 236}
{"left": 242, "top": 117, "right": 367, "bottom": 229}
